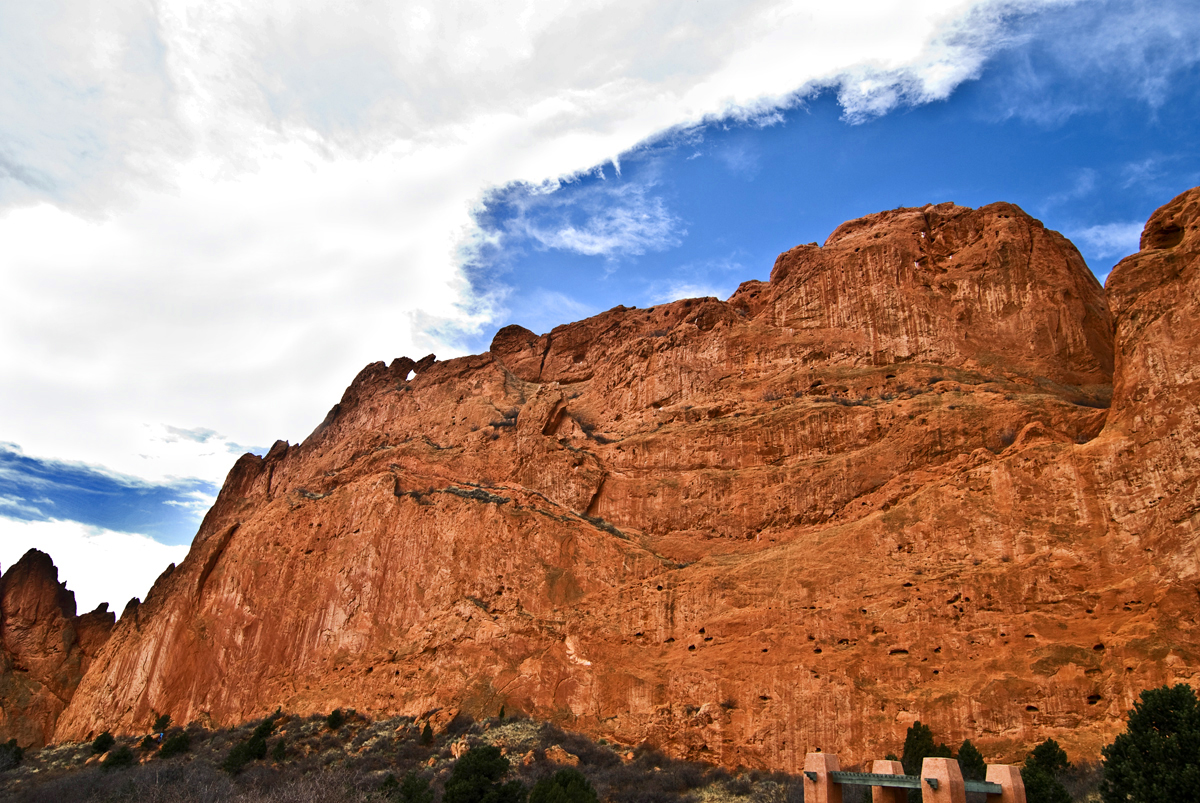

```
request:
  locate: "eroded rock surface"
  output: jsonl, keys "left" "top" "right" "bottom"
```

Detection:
{"left": 22, "top": 193, "right": 1200, "bottom": 767}
{"left": 0, "top": 550, "right": 114, "bottom": 748}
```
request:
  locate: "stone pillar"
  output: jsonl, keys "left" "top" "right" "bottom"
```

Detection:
{"left": 920, "top": 757, "right": 965, "bottom": 803}
{"left": 803, "top": 752, "right": 843, "bottom": 803}
{"left": 984, "top": 764, "right": 1026, "bottom": 803}
{"left": 871, "top": 759, "right": 906, "bottom": 803}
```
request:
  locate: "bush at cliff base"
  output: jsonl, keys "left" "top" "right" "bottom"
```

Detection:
{"left": 159, "top": 731, "right": 191, "bottom": 758}
{"left": 957, "top": 739, "right": 986, "bottom": 782}
{"left": 1022, "top": 739, "right": 1070, "bottom": 803}
{"left": 381, "top": 769, "right": 435, "bottom": 803}
{"left": 529, "top": 768, "right": 599, "bottom": 803}
{"left": 91, "top": 732, "right": 115, "bottom": 755}
{"left": 100, "top": 744, "right": 134, "bottom": 771}
{"left": 0, "top": 739, "right": 22, "bottom": 771}
{"left": 443, "top": 744, "right": 527, "bottom": 803}
{"left": 1100, "top": 683, "right": 1200, "bottom": 803}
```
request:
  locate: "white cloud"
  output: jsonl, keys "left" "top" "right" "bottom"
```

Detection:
{"left": 0, "top": 0, "right": 1075, "bottom": 495}
{"left": 1070, "top": 221, "right": 1144, "bottom": 260}
{"left": 647, "top": 282, "right": 738, "bottom": 305}
{"left": 515, "top": 180, "right": 685, "bottom": 258}
{"left": 0, "top": 518, "right": 190, "bottom": 613}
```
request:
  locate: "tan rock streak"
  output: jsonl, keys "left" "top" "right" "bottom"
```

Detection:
{"left": 20, "top": 191, "right": 1200, "bottom": 768}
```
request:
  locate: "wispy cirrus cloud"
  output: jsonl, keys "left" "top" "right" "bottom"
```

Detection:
{"left": 1070, "top": 221, "right": 1144, "bottom": 261}
{"left": 500, "top": 179, "right": 685, "bottom": 260}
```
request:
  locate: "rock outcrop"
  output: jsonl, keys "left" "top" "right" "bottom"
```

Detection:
{"left": 0, "top": 550, "right": 114, "bottom": 748}
{"left": 12, "top": 191, "right": 1200, "bottom": 767}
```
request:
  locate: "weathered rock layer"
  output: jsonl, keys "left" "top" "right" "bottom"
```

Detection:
{"left": 6, "top": 192, "right": 1200, "bottom": 768}
{"left": 0, "top": 550, "right": 113, "bottom": 748}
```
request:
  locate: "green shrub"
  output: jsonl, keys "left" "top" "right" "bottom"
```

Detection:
{"left": 530, "top": 768, "right": 598, "bottom": 803}
{"left": 160, "top": 731, "right": 191, "bottom": 758}
{"left": 1101, "top": 683, "right": 1200, "bottom": 803}
{"left": 92, "top": 731, "right": 116, "bottom": 755}
{"left": 382, "top": 769, "right": 435, "bottom": 803}
{"left": 1023, "top": 739, "right": 1071, "bottom": 803}
{"left": 140, "top": 734, "right": 158, "bottom": 751}
{"left": 0, "top": 739, "right": 23, "bottom": 772}
{"left": 152, "top": 714, "right": 171, "bottom": 733}
{"left": 326, "top": 708, "right": 346, "bottom": 730}
{"left": 957, "top": 739, "right": 986, "bottom": 782}
{"left": 101, "top": 744, "right": 135, "bottom": 771}
{"left": 420, "top": 722, "right": 434, "bottom": 745}
{"left": 222, "top": 734, "right": 268, "bottom": 774}
{"left": 271, "top": 738, "right": 286, "bottom": 762}
{"left": 444, "top": 744, "right": 527, "bottom": 803}
{"left": 253, "top": 715, "right": 278, "bottom": 740}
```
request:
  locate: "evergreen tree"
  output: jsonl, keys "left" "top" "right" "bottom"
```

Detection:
{"left": 901, "top": 722, "right": 953, "bottom": 802}
{"left": 394, "top": 770, "right": 435, "bottom": 803}
{"left": 529, "top": 768, "right": 598, "bottom": 803}
{"left": 901, "top": 721, "right": 953, "bottom": 775}
{"left": 1023, "top": 739, "right": 1071, "bottom": 803}
{"left": 444, "top": 744, "right": 528, "bottom": 803}
{"left": 420, "top": 722, "right": 434, "bottom": 745}
{"left": 957, "top": 739, "right": 987, "bottom": 782}
{"left": 0, "top": 739, "right": 23, "bottom": 772}
{"left": 1100, "top": 684, "right": 1200, "bottom": 803}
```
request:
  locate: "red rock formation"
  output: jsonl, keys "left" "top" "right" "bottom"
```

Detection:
{"left": 26, "top": 192, "right": 1200, "bottom": 769}
{"left": 0, "top": 550, "right": 114, "bottom": 748}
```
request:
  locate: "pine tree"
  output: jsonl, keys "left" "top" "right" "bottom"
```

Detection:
{"left": 957, "top": 739, "right": 986, "bottom": 782}
{"left": 1100, "top": 684, "right": 1200, "bottom": 803}
{"left": 1023, "top": 739, "right": 1071, "bottom": 803}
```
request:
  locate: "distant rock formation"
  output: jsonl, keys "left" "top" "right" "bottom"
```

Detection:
{"left": 0, "top": 550, "right": 113, "bottom": 747}
{"left": 8, "top": 189, "right": 1200, "bottom": 767}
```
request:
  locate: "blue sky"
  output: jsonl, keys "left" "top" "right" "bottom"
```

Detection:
{"left": 2, "top": 0, "right": 1199, "bottom": 610}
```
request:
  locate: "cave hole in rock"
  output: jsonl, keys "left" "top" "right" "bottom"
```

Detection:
{"left": 1026, "top": 705, "right": 1039, "bottom": 712}
{"left": 1093, "top": 643, "right": 1105, "bottom": 651}
{"left": 1087, "top": 695, "right": 1102, "bottom": 705}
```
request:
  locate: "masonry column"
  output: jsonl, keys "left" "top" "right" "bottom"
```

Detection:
{"left": 984, "top": 765, "right": 1026, "bottom": 803}
{"left": 870, "top": 759, "right": 906, "bottom": 803}
{"left": 920, "top": 757, "right": 965, "bottom": 803}
{"left": 803, "top": 752, "right": 843, "bottom": 803}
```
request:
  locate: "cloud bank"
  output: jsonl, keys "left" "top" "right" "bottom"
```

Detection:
{"left": 0, "top": 518, "right": 190, "bottom": 613}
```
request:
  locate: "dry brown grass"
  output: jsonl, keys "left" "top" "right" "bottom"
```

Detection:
{"left": 0, "top": 712, "right": 804, "bottom": 803}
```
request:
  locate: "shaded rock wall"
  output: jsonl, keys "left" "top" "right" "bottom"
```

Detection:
{"left": 0, "top": 550, "right": 113, "bottom": 748}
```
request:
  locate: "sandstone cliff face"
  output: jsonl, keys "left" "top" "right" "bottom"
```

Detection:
{"left": 0, "top": 550, "right": 113, "bottom": 748}
{"left": 29, "top": 192, "right": 1200, "bottom": 768}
